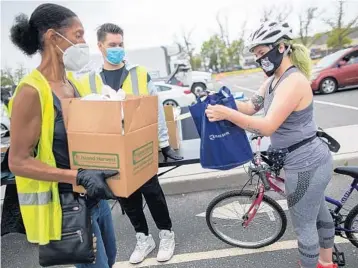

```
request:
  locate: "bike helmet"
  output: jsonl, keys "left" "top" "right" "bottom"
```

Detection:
{"left": 247, "top": 21, "right": 294, "bottom": 52}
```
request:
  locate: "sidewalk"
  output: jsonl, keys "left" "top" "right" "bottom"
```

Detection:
{"left": 159, "top": 124, "right": 358, "bottom": 195}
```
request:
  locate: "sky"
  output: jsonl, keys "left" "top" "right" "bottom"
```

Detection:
{"left": 1, "top": 0, "right": 358, "bottom": 70}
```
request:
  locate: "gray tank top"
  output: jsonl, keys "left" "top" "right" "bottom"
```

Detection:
{"left": 264, "top": 67, "right": 331, "bottom": 171}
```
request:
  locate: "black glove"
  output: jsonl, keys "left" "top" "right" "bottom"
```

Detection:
{"left": 161, "top": 146, "right": 183, "bottom": 161}
{"left": 76, "top": 169, "right": 118, "bottom": 200}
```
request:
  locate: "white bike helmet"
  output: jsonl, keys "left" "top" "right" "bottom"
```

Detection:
{"left": 247, "top": 21, "right": 294, "bottom": 52}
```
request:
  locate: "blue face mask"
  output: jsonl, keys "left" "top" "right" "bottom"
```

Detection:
{"left": 106, "top": 47, "right": 125, "bottom": 65}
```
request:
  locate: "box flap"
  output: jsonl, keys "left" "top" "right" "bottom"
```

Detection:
{"left": 67, "top": 99, "right": 123, "bottom": 134}
{"left": 164, "top": 106, "right": 175, "bottom": 121}
{"left": 123, "top": 95, "right": 158, "bottom": 133}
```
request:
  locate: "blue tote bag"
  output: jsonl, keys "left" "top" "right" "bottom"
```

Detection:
{"left": 189, "top": 86, "right": 253, "bottom": 170}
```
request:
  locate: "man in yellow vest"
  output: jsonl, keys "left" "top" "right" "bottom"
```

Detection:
{"left": 80, "top": 23, "right": 182, "bottom": 264}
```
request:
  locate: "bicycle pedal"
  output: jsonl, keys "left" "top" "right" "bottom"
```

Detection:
{"left": 332, "top": 251, "right": 345, "bottom": 266}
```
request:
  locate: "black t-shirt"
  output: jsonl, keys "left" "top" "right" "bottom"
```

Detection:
{"left": 102, "top": 66, "right": 151, "bottom": 91}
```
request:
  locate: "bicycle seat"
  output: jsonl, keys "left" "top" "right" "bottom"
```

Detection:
{"left": 334, "top": 166, "right": 358, "bottom": 178}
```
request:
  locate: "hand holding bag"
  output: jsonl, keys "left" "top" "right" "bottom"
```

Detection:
{"left": 189, "top": 86, "right": 253, "bottom": 170}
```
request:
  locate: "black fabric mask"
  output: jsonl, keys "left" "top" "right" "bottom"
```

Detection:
{"left": 256, "top": 45, "right": 284, "bottom": 77}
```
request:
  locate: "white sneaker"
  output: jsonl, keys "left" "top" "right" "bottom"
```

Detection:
{"left": 157, "top": 230, "right": 175, "bottom": 262}
{"left": 129, "top": 233, "right": 156, "bottom": 264}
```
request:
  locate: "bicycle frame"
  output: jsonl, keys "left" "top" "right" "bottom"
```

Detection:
{"left": 244, "top": 136, "right": 358, "bottom": 235}
{"left": 326, "top": 180, "right": 358, "bottom": 214}
{"left": 325, "top": 178, "right": 358, "bottom": 233}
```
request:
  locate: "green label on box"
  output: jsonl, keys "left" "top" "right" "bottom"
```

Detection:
{"left": 72, "top": 151, "right": 119, "bottom": 169}
{"left": 132, "top": 142, "right": 154, "bottom": 174}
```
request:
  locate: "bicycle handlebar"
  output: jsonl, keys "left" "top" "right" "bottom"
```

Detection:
{"left": 259, "top": 170, "right": 271, "bottom": 191}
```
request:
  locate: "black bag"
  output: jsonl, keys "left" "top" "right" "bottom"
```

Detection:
{"left": 317, "top": 128, "right": 340, "bottom": 153}
{"left": 39, "top": 192, "right": 95, "bottom": 267}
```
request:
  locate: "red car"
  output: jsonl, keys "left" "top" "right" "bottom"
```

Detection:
{"left": 311, "top": 46, "right": 358, "bottom": 94}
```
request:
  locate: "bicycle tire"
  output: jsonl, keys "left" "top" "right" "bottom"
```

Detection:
{"left": 206, "top": 190, "right": 287, "bottom": 249}
{"left": 344, "top": 204, "right": 358, "bottom": 248}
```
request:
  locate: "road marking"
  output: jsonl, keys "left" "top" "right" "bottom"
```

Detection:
{"left": 111, "top": 237, "right": 349, "bottom": 267}
{"left": 235, "top": 85, "right": 358, "bottom": 110}
{"left": 314, "top": 100, "right": 358, "bottom": 111}
{"left": 196, "top": 199, "right": 288, "bottom": 219}
{"left": 234, "top": 85, "right": 257, "bottom": 94}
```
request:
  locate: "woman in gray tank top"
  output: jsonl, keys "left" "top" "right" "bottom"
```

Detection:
{"left": 205, "top": 21, "right": 336, "bottom": 268}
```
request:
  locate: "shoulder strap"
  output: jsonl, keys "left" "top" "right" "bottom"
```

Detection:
{"left": 270, "top": 66, "right": 298, "bottom": 94}
{"left": 89, "top": 71, "right": 98, "bottom": 94}
{"left": 129, "top": 67, "right": 139, "bottom": 95}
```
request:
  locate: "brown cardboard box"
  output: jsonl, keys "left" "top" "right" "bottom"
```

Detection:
{"left": 62, "top": 96, "right": 159, "bottom": 197}
{"left": 164, "top": 105, "right": 175, "bottom": 122}
{"left": 163, "top": 106, "right": 180, "bottom": 150}
{"left": 166, "top": 121, "right": 180, "bottom": 150}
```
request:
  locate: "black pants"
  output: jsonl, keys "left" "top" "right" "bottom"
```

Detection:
{"left": 118, "top": 175, "right": 172, "bottom": 235}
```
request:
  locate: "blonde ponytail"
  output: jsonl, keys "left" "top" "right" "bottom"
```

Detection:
{"left": 275, "top": 40, "right": 312, "bottom": 79}
{"left": 289, "top": 43, "right": 312, "bottom": 79}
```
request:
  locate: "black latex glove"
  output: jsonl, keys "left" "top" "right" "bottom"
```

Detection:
{"left": 161, "top": 146, "right": 183, "bottom": 161}
{"left": 76, "top": 169, "right": 118, "bottom": 200}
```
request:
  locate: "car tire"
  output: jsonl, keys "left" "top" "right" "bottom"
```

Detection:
{"left": 319, "top": 78, "right": 338, "bottom": 94}
{"left": 191, "top": 83, "right": 206, "bottom": 97}
{"left": 163, "top": 99, "right": 179, "bottom": 107}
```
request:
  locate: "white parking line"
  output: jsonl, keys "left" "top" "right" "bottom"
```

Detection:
{"left": 314, "top": 100, "right": 358, "bottom": 111}
{"left": 235, "top": 85, "right": 358, "bottom": 110}
{"left": 234, "top": 85, "right": 257, "bottom": 94}
{"left": 111, "top": 237, "right": 348, "bottom": 267}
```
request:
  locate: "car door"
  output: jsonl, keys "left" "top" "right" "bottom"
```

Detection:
{"left": 340, "top": 50, "right": 358, "bottom": 86}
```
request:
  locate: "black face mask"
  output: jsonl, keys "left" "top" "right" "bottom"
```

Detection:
{"left": 256, "top": 45, "right": 285, "bottom": 77}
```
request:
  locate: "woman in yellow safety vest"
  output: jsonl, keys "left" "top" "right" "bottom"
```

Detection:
{"left": 8, "top": 3, "right": 118, "bottom": 268}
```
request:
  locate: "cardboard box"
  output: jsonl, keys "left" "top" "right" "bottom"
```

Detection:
{"left": 164, "top": 106, "right": 176, "bottom": 122}
{"left": 166, "top": 121, "right": 180, "bottom": 150}
{"left": 163, "top": 106, "right": 180, "bottom": 150}
{"left": 62, "top": 96, "right": 159, "bottom": 198}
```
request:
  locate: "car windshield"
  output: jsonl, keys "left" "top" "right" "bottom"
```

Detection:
{"left": 315, "top": 48, "right": 351, "bottom": 68}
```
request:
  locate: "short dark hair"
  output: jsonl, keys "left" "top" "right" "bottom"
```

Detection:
{"left": 10, "top": 3, "right": 77, "bottom": 56}
{"left": 97, "top": 23, "right": 123, "bottom": 42}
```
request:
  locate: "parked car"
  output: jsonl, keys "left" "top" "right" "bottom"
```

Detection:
{"left": 1, "top": 102, "right": 10, "bottom": 138}
{"left": 311, "top": 46, "right": 358, "bottom": 94}
{"left": 154, "top": 82, "right": 196, "bottom": 108}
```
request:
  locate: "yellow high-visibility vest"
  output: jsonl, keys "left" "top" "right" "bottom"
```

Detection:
{"left": 8, "top": 69, "right": 91, "bottom": 245}
{"left": 80, "top": 66, "right": 149, "bottom": 95}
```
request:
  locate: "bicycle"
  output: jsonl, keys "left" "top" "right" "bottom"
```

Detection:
{"left": 206, "top": 135, "right": 358, "bottom": 265}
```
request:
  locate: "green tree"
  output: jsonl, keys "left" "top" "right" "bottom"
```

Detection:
{"left": 201, "top": 35, "right": 228, "bottom": 71}
{"left": 191, "top": 55, "right": 202, "bottom": 70}
{"left": 1, "top": 64, "right": 27, "bottom": 87}
{"left": 324, "top": 0, "right": 358, "bottom": 49}
{"left": 227, "top": 39, "right": 244, "bottom": 66}
{"left": 1, "top": 68, "right": 15, "bottom": 86}
{"left": 327, "top": 28, "right": 353, "bottom": 48}
{"left": 14, "top": 63, "right": 27, "bottom": 84}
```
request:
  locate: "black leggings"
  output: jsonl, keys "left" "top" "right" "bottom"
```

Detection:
{"left": 118, "top": 175, "right": 172, "bottom": 235}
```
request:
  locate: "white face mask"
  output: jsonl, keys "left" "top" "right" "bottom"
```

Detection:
{"left": 56, "top": 32, "right": 90, "bottom": 72}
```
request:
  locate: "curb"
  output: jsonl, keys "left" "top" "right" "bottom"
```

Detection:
{"left": 159, "top": 152, "right": 358, "bottom": 195}
{"left": 213, "top": 68, "right": 262, "bottom": 77}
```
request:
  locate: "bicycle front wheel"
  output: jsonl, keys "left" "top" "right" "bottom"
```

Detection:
{"left": 206, "top": 190, "right": 287, "bottom": 249}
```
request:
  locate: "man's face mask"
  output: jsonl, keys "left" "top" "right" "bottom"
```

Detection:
{"left": 105, "top": 47, "right": 125, "bottom": 65}
{"left": 256, "top": 45, "right": 290, "bottom": 77}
